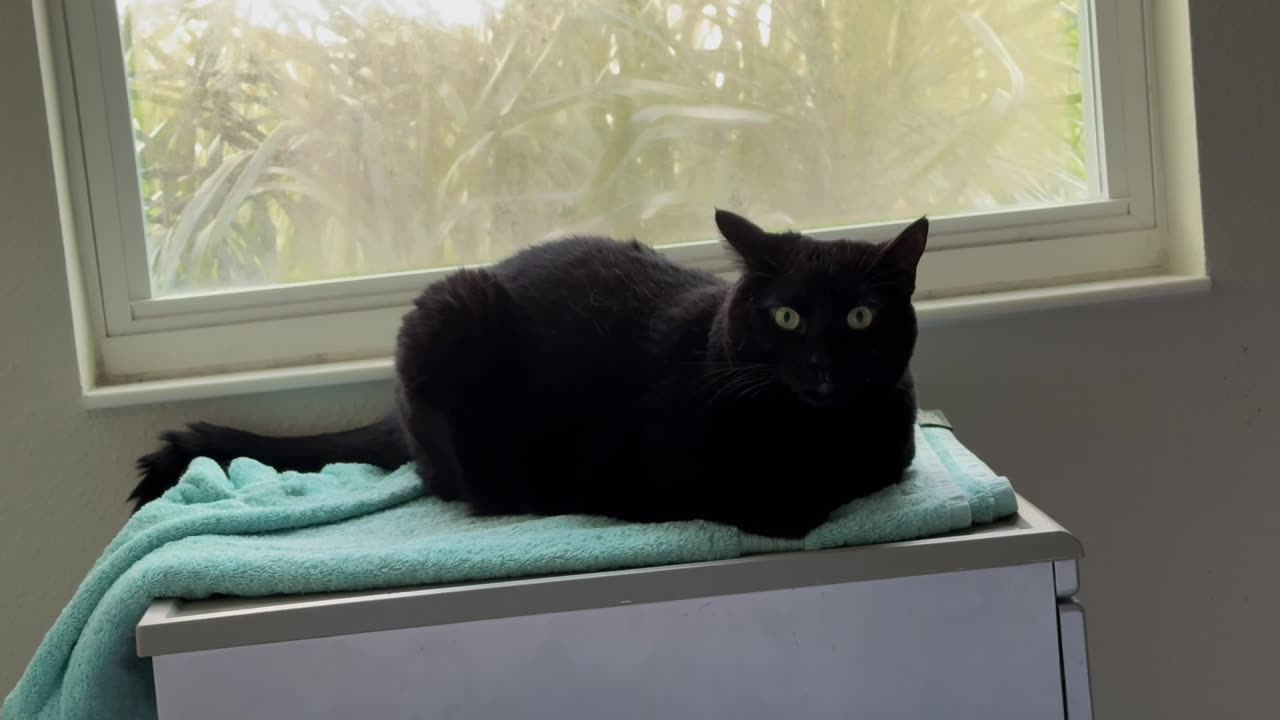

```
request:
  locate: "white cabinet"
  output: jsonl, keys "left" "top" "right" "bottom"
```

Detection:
{"left": 139, "top": 497, "right": 1092, "bottom": 719}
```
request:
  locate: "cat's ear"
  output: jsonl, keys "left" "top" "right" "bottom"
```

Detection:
{"left": 874, "top": 216, "right": 928, "bottom": 287}
{"left": 715, "top": 209, "right": 780, "bottom": 272}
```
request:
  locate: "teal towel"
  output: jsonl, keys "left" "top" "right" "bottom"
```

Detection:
{"left": 5, "top": 419, "right": 1015, "bottom": 720}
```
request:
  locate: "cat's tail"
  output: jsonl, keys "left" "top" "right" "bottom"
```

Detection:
{"left": 128, "top": 413, "right": 409, "bottom": 513}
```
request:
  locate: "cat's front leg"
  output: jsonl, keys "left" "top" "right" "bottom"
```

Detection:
{"left": 729, "top": 494, "right": 832, "bottom": 539}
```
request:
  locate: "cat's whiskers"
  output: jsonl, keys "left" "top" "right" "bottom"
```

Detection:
{"left": 700, "top": 364, "right": 778, "bottom": 408}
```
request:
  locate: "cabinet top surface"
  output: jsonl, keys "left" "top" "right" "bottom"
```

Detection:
{"left": 137, "top": 494, "right": 1080, "bottom": 657}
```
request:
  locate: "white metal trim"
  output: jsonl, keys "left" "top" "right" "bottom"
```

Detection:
{"left": 90, "top": 0, "right": 152, "bottom": 303}
{"left": 60, "top": 0, "right": 134, "bottom": 337}
{"left": 124, "top": 199, "right": 1132, "bottom": 332}
{"left": 1077, "top": 0, "right": 1104, "bottom": 197}
{"left": 84, "top": 273, "right": 1209, "bottom": 408}
{"left": 35, "top": 0, "right": 101, "bottom": 392}
{"left": 1091, "top": 0, "right": 1158, "bottom": 228}
{"left": 1058, "top": 602, "right": 1096, "bottom": 719}
{"left": 94, "top": 228, "right": 1166, "bottom": 382}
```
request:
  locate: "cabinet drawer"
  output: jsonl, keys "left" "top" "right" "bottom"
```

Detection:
{"left": 155, "top": 563, "right": 1065, "bottom": 720}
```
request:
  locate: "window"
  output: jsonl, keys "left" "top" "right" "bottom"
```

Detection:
{"left": 42, "top": 0, "right": 1190, "bottom": 404}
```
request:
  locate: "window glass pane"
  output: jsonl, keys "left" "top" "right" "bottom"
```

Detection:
{"left": 118, "top": 0, "right": 1088, "bottom": 295}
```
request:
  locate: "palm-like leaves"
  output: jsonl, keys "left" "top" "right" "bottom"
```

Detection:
{"left": 118, "top": 0, "right": 1086, "bottom": 294}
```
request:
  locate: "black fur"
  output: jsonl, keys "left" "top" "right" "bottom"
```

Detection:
{"left": 130, "top": 417, "right": 408, "bottom": 507}
{"left": 131, "top": 210, "right": 928, "bottom": 538}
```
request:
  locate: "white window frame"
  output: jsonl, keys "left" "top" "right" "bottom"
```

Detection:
{"left": 37, "top": 0, "right": 1204, "bottom": 406}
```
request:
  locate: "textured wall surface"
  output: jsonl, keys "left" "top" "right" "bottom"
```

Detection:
{"left": 2, "top": 1, "right": 1277, "bottom": 715}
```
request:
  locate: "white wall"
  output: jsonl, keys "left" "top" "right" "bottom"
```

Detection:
{"left": 2, "top": 1, "right": 1277, "bottom": 715}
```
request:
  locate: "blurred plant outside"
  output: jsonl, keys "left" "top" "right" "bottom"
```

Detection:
{"left": 117, "top": 0, "right": 1087, "bottom": 295}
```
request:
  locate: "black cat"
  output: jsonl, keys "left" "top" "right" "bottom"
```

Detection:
{"left": 131, "top": 210, "right": 928, "bottom": 538}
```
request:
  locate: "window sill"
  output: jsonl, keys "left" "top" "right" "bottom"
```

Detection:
{"left": 81, "top": 273, "right": 1211, "bottom": 410}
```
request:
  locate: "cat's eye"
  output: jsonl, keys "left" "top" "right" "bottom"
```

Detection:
{"left": 772, "top": 306, "right": 803, "bottom": 332}
{"left": 847, "top": 306, "right": 875, "bottom": 330}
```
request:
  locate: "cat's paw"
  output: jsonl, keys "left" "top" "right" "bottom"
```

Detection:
{"left": 734, "top": 510, "right": 829, "bottom": 539}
